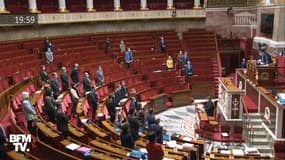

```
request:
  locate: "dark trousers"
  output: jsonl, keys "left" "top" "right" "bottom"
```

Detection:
{"left": 110, "top": 114, "right": 115, "bottom": 123}
{"left": 27, "top": 120, "right": 33, "bottom": 132}
{"left": 72, "top": 99, "right": 79, "bottom": 114}
{"left": 92, "top": 105, "right": 98, "bottom": 120}
{"left": 47, "top": 110, "right": 56, "bottom": 123}
{"left": 126, "top": 63, "right": 131, "bottom": 69}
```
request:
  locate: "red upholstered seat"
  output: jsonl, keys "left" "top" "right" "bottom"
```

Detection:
{"left": 242, "top": 96, "right": 258, "bottom": 113}
{"left": 274, "top": 141, "right": 285, "bottom": 159}
{"left": 231, "top": 125, "right": 244, "bottom": 143}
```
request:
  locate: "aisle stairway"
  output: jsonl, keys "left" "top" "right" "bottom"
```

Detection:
{"left": 245, "top": 113, "right": 273, "bottom": 158}
{"left": 183, "top": 29, "right": 221, "bottom": 98}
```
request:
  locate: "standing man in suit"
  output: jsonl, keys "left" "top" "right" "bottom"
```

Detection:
{"left": 71, "top": 64, "right": 79, "bottom": 84}
{"left": 258, "top": 44, "right": 273, "bottom": 65}
{"left": 96, "top": 66, "right": 104, "bottom": 86}
{"left": 240, "top": 58, "right": 247, "bottom": 68}
{"left": 105, "top": 38, "right": 111, "bottom": 54}
{"left": 60, "top": 66, "right": 69, "bottom": 92}
{"left": 128, "top": 108, "right": 140, "bottom": 141}
{"left": 184, "top": 60, "right": 194, "bottom": 76}
{"left": 43, "top": 89, "right": 57, "bottom": 123}
{"left": 89, "top": 86, "right": 98, "bottom": 121}
{"left": 106, "top": 93, "right": 116, "bottom": 122}
{"left": 55, "top": 105, "right": 69, "bottom": 137}
{"left": 149, "top": 118, "right": 163, "bottom": 144}
{"left": 125, "top": 48, "right": 133, "bottom": 69}
{"left": 22, "top": 92, "right": 36, "bottom": 132}
{"left": 40, "top": 65, "right": 49, "bottom": 83}
{"left": 70, "top": 83, "right": 80, "bottom": 117}
{"left": 120, "top": 40, "right": 126, "bottom": 53}
{"left": 50, "top": 72, "right": 60, "bottom": 99}
{"left": 182, "top": 51, "right": 190, "bottom": 65}
{"left": 159, "top": 37, "right": 166, "bottom": 53}
{"left": 45, "top": 48, "right": 54, "bottom": 64}
{"left": 82, "top": 72, "right": 91, "bottom": 93}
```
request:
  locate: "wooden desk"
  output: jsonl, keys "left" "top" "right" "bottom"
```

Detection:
{"left": 89, "top": 139, "right": 130, "bottom": 156}
{"left": 36, "top": 122, "right": 60, "bottom": 138}
{"left": 199, "top": 111, "right": 208, "bottom": 121}
{"left": 6, "top": 150, "right": 40, "bottom": 160}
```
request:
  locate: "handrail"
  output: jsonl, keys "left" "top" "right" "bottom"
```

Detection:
{"left": 214, "top": 33, "right": 222, "bottom": 77}
{"left": 242, "top": 97, "right": 255, "bottom": 146}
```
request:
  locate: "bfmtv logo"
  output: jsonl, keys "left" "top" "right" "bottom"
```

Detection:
{"left": 9, "top": 134, "right": 32, "bottom": 152}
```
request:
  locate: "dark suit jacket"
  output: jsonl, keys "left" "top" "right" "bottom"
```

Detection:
{"left": 128, "top": 115, "right": 140, "bottom": 140}
{"left": 43, "top": 96, "right": 56, "bottom": 112}
{"left": 261, "top": 52, "right": 273, "bottom": 65}
{"left": 40, "top": 70, "right": 49, "bottom": 82}
{"left": 106, "top": 97, "right": 116, "bottom": 116}
{"left": 120, "top": 131, "right": 134, "bottom": 148}
{"left": 60, "top": 72, "right": 69, "bottom": 91}
{"left": 70, "top": 68, "right": 79, "bottom": 83}
{"left": 149, "top": 123, "right": 163, "bottom": 144}
{"left": 55, "top": 111, "right": 69, "bottom": 132}
{"left": 82, "top": 77, "right": 91, "bottom": 92}
{"left": 50, "top": 78, "right": 60, "bottom": 97}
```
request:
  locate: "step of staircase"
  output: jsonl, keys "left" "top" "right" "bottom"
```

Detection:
{"left": 252, "top": 137, "right": 270, "bottom": 145}
{"left": 244, "top": 113, "right": 274, "bottom": 158}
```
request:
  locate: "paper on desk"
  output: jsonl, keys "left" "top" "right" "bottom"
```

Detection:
{"left": 232, "top": 149, "right": 244, "bottom": 156}
{"left": 182, "top": 136, "right": 192, "bottom": 142}
{"left": 81, "top": 118, "right": 88, "bottom": 124}
{"left": 220, "top": 150, "right": 231, "bottom": 154}
{"left": 166, "top": 140, "right": 176, "bottom": 148}
{"left": 245, "top": 147, "right": 258, "bottom": 153}
{"left": 66, "top": 143, "right": 80, "bottom": 151}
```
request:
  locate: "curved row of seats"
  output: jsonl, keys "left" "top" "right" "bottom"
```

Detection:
{"left": 0, "top": 29, "right": 215, "bottom": 159}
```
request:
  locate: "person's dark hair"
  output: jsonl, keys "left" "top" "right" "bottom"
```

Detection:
{"left": 147, "top": 131, "right": 156, "bottom": 143}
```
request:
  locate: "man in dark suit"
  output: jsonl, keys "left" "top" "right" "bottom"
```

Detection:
{"left": 82, "top": 72, "right": 91, "bottom": 93}
{"left": 70, "top": 64, "right": 79, "bottom": 84}
{"left": 240, "top": 58, "right": 247, "bottom": 68}
{"left": 89, "top": 86, "right": 98, "bottom": 121}
{"left": 55, "top": 105, "right": 69, "bottom": 137}
{"left": 106, "top": 93, "right": 116, "bottom": 122}
{"left": 259, "top": 44, "right": 273, "bottom": 65}
{"left": 70, "top": 83, "right": 80, "bottom": 117}
{"left": 40, "top": 65, "right": 49, "bottom": 83}
{"left": 149, "top": 118, "right": 163, "bottom": 144}
{"left": 261, "top": 52, "right": 273, "bottom": 65}
{"left": 159, "top": 37, "right": 166, "bottom": 53}
{"left": 204, "top": 96, "right": 215, "bottom": 116}
{"left": 50, "top": 72, "right": 60, "bottom": 99}
{"left": 120, "top": 123, "right": 134, "bottom": 148}
{"left": 105, "top": 38, "right": 111, "bottom": 54}
{"left": 125, "top": 48, "right": 133, "bottom": 69}
{"left": 60, "top": 66, "right": 69, "bottom": 91}
{"left": 120, "top": 81, "right": 128, "bottom": 98}
{"left": 128, "top": 108, "right": 140, "bottom": 141}
{"left": 43, "top": 88, "right": 56, "bottom": 123}
{"left": 184, "top": 60, "right": 194, "bottom": 76}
